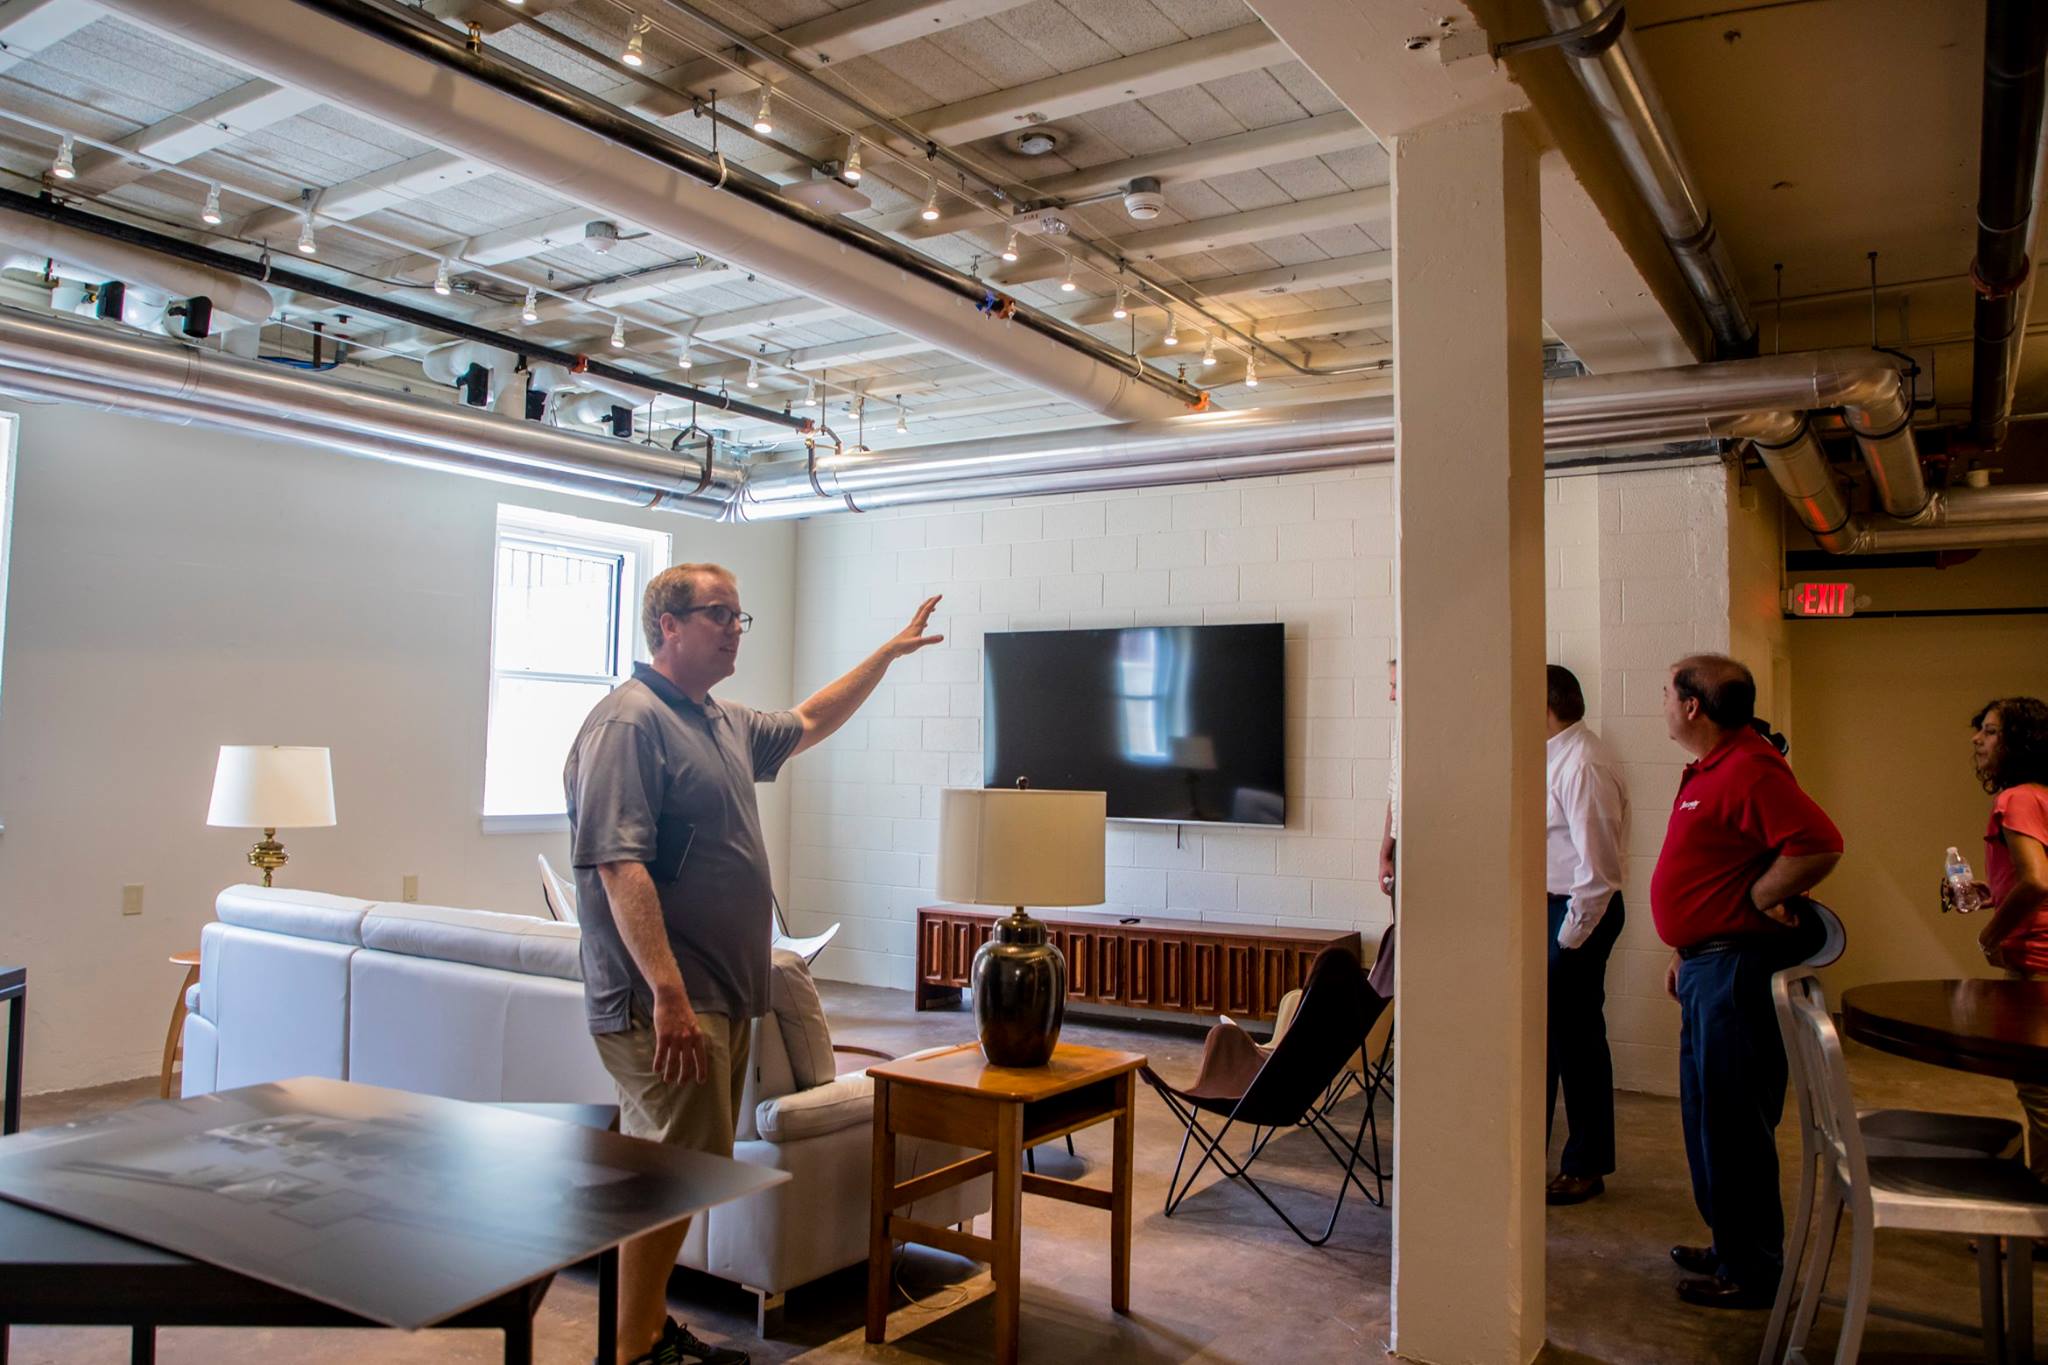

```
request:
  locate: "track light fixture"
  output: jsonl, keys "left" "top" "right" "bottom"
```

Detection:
{"left": 296, "top": 214, "right": 317, "bottom": 256}
{"left": 1001, "top": 232, "right": 1019, "bottom": 263}
{"left": 920, "top": 173, "right": 940, "bottom": 222}
{"left": 1112, "top": 287, "right": 1128, "bottom": 320}
{"left": 1244, "top": 352, "right": 1259, "bottom": 388}
{"left": 843, "top": 135, "right": 862, "bottom": 182}
{"left": 804, "top": 379, "right": 819, "bottom": 407}
{"left": 50, "top": 135, "right": 74, "bottom": 181}
{"left": 745, "top": 357, "right": 760, "bottom": 389}
{"left": 677, "top": 348, "right": 693, "bottom": 370}
{"left": 610, "top": 314, "right": 626, "bottom": 348}
{"left": 1163, "top": 312, "right": 1178, "bottom": 345}
{"left": 433, "top": 258, "right": 452, "bottom": 296}
{"left": 521, "top": 286, "right": 539, "bottom": 324}
{"left": 752, "top": 86, "right": 774, "bottom": 136}
{"left": 1060, "top": 259, "right": 1076, "bottom": 292}
{"left": 621, "top": 14, "right": 648, "bottom": 66}
{"left": 1201, "top": 334, "right": 1217, "bottom": 367}
{"left": 895, "top": 401, "right": 908, "bottom": 435}
{"left": 201, "top": 183, "right": 223, "bottom": 226}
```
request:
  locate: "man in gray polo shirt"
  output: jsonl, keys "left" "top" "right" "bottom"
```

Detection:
{"left": 565, "top": 562, "right": 941, "bottom": 1365}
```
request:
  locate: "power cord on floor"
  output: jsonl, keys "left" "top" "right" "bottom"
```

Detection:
{"left": 891, "top": 1239, "right": 975, "bottom": 1312}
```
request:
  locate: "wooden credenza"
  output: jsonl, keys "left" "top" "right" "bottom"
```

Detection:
{"left": 914, "top": 905, "right": 1362, "bottom": 1023}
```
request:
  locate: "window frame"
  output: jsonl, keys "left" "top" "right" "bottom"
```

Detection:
{"left": 480, "top": 503, "right": 670, "bottom": 831}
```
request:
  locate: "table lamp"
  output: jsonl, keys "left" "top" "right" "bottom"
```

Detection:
{"left": 938, "top": 781, "right": 1106, "bottom": 1067}
{"left": 206, "top": 745, "right": 336, "bottom": 887}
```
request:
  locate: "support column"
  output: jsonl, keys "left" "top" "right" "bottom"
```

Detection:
{"left": 1390, "top": 109, "right": 1547, "bottom": 1364}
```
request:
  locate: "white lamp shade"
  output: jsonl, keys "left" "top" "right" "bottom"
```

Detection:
{"left": 938, "top": 787, "right": 1105, "bottom": 908}
{"left": 206, "top": 746, "right": 337, "bottom": 829}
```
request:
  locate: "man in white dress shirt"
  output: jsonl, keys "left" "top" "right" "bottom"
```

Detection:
{"left": 1543, "top": 664, "right": 1630, "bottom": 1205}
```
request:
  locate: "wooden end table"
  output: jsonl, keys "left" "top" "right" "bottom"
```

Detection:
{"left": 158, "top": 952, "right": 201, "bottom": 1100}
{"left": 865, "top": 1041, "right": 1145, "bottom": 1364}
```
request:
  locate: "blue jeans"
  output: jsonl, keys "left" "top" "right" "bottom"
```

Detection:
{"left": 1676, "top": 941, "right": 1796, "bottom": 1288}
{"left": 1547, "top": 894, "right": 1624, "bottom": 1177}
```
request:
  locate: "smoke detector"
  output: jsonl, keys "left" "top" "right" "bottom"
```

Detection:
{"left": 584, "top": 220, "right": 622, "bottom": 253}
{"left": 1002, "top": 125, "right": 1068, "bottom": 158}
{"left": 1123, "top": 177, "right": 1165, "bottom": 221}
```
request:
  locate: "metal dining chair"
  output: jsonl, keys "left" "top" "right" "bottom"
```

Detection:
{"left": 1766, "top": 969, "right": 2045, "bottom": 1365}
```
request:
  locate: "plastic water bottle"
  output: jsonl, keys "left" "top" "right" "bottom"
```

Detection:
{"left": 1945, "top": 846, "right": 1985, "bottom": 913}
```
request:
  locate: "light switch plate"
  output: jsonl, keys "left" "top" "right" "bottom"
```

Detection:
{"left": 121, "top": 884, "right": 144, "bottom": 917}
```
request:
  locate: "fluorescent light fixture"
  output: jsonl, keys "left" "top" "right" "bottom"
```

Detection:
{"left": 433, "top": 259, "right": 452, "bottom": 296}
{"left": 521, "top": 286, "right": 539, "bottom": 324}
{"left": 50, "top": 135, "right": 74, "bottom": 181}
{"left": 201, "top": 183, "right": 223, "bottom": 226}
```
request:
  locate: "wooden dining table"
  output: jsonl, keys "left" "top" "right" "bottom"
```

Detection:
{"left": 1842, "top": 977, "right": 2048, "bottom": 1365}
{"left": 1842, "top": 977, "right": 2048, "bottom": 1085}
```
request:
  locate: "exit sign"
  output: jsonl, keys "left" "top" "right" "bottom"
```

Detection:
{"left": 1788, "top": 582, "right": 1856, "bottom": 617}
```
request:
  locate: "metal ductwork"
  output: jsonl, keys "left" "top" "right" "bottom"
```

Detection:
{"left": 95, "top": 0, "right": 1196, "bottom": 423}
{"left": 0, "top": 306, "right": 737, "bottom": 514}
{"left": 1968, "top": 0, "right": 2048, "bottom": 449}
{"left": 3, "top": 304, "right": 2044, "bottom": 549}
{"left": 1541, "top": 0, "right": 1757, "bottom": 358}
{"left": 0, "top": 215, "right": 274, "bottom": 331}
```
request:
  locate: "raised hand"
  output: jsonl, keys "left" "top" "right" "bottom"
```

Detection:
{"left": 887, "top": 595, "right": 946, "bottom": 659}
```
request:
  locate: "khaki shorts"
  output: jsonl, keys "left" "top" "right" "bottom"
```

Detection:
{"left": 593, "top": 1008, "right": 751, "bottom": 1155}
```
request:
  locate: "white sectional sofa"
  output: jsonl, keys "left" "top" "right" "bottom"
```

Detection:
{"left": 182, "top": 884, "right": 988, "bottom": 1333}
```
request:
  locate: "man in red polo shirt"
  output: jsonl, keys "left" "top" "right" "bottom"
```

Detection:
{"left": 1652, "top": 654, "right": 1842, "bottom": 1310}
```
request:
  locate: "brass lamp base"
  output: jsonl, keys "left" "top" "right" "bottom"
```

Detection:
{"left": 246, "top": 828, "right": 288, "bottom": 888}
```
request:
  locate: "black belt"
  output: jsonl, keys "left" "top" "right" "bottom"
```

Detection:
{"left": 1677, "top": 934, "right": 1778, "bottom": 961}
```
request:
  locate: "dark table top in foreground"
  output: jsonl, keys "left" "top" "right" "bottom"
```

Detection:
{"left": 0, "top": 1077, "right": 787, "bottom": 1330}
{"left": 0, "top": 967, "right": 21, "bottom": 998}
{"left": 1841, "top": 978, "right": 2048, "bottom": 1084}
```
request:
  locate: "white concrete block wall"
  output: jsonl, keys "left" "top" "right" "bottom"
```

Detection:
{"left": 787, "top": 461, "right": 1733, "bottom": 1097}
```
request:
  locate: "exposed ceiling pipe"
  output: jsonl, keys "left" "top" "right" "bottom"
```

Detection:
{"left": 0, "top": 189, "right": 807, "bottom": 433}
{"left": 0, "top": 216, "right": 274, "bottom": 328}
{"left": 95, "top": 0, "right": 1196, "bottom": 422}
{"left": 1967, "top": 0, "right": 2048, "bottom": 449}
{"left": 0, "top": 306, "right": 734, "bottom": 513}
{"left": 4, "top": 302, "right": 2044, "bottom": 548}
{"left": 1540, "top": 0, "right": 1758, "bottom": 357}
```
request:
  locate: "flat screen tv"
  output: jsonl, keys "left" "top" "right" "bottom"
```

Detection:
{"left": 982, "top": 623, "right": 1286, "bottom": 826}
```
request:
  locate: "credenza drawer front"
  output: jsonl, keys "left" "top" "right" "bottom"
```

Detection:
{"left": 1221, "top": 942, "right": 1258, "bottom": 1017}
{"left": 1122, "top": 935, "right": 1158, "bottom": 1009}
{"left": 1092, "top": 934, "right": 1124, "bottom": 1005}
{"left": 1156, "top": 937, "right": 1191, "bottom": 1011}
{"left": 921, "top": 918, "right": 950, "bottom": 984}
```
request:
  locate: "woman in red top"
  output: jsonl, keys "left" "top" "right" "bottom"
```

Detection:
{"left": 1962, "top": 696, "right": 2048, "bottom": 1177}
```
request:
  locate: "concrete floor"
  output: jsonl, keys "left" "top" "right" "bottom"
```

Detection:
{"left": 4, "top": 980, "right": 2033, "bottom": 1364}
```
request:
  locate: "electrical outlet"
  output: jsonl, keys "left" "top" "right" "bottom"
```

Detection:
{"left": 401, "top": 874, "right": 419, "bottom": 903}
{"left": 121, "top": 884, "right": 144, "bottom": 917}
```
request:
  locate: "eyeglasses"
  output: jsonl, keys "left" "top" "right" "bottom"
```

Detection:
{"left": 676, "top": 604, "right": 753, "bottom": 633}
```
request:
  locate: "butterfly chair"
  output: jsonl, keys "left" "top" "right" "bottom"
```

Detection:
{"left": 1259, "top": 925, "right": 1396, "bottom": 1124}
{"left": 1142, "top": 946, "right": 1390, "bottom": 1245}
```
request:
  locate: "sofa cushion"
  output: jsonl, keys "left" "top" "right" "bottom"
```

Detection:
{"left": 538, "top": 853, "right": 579, "bottom": 926}
{"left": 215, "top": 884, "right": 375, "bottom": 946}
{"left": 360, "top": 901, "right": 582, "bottom": 980}
{"left": 768, "top": 948, "right": 833, "bottom": 1090}
{"left": 754, "top": 1072, "right": 874, "bottom": 1142}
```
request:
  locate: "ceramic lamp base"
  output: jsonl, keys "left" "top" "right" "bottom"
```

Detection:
{"left": 970, "top": 907, "right": 1066, "bottom": 1067}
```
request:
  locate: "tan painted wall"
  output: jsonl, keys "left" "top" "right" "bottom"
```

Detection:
{"left": 1790, "top": 611, "right": 2048, "bottom": 992}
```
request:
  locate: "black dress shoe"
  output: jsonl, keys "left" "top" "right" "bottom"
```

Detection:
{"left": 1545, "top": 1173, "right": 1604, "bottom": 1205}
{"left": 1675, "top": 1275, "right": 1774, "bottom": 1310}
{"left": 1669, "top": 1244, "right": 1717, "bottom": 1276}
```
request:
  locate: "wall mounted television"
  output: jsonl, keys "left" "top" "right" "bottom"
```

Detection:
{"left": 981, "top": 623, "right": 1286, "bottom": 826}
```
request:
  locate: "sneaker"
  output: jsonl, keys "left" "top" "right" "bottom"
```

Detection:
{"left": 663, "top": 1317, "right": 749, "bottom": 1365}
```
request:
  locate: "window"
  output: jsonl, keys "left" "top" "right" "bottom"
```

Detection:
{"left": 482, "top": 504, "right": 669, "bottom": 828}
